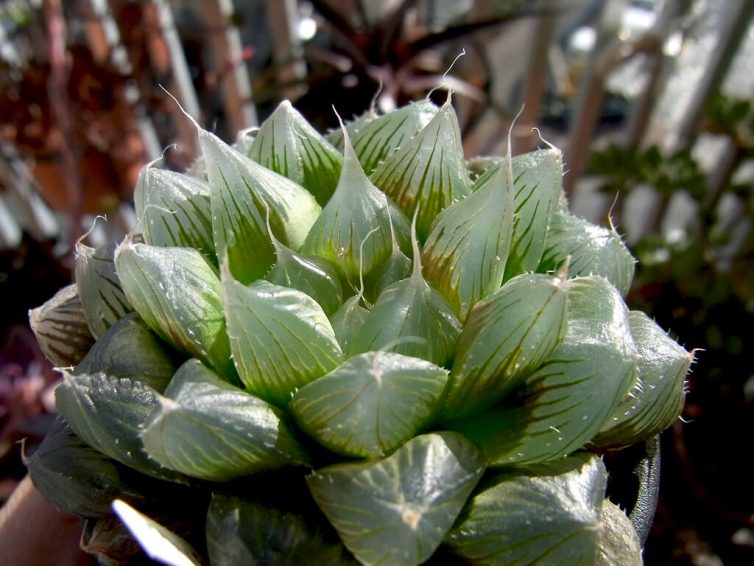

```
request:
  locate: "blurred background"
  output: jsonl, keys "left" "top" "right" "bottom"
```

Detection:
{"left": 1, "top": 0, "right": 753, "bottom": 563}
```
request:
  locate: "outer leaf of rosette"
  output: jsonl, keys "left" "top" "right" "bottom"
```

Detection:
{"left": 133, "top": 166, "right": 215, "bottom": 261}
{"left": 371, "top": 99, "right": 471, "bottom": 240}
{"left": 74, "top": 313, "right": 179, "bottom": 392}
{"left": 349, "top": 252, "right": 462, "bottom": 369}
{"left": 55, "top": 371, "right": 188, "bottom": 482}
{"left": 539, "top": 211, "right": 636, "bottom": 297}
{"left": 29, "top": 284, "right": 95, "bottom": 367}
{"left": 422, "top": 163, "right": 514, "bottom": 321}
{"left": 591, "top": 310, "right": 691, "bottom": 449}
{"left": 302, "top": 127, "right": 410, "bottom": 281}
{"left": 75, "top": 240, "right": 133, "bottom": 338}
{"left": 448, "top": 276, "right": 638, "bottom": 466}
{"left": 114, "top": 240, "right": 235, "bottom": 380}
{"left": 445, "top": 454, "right": 607, "bottom": 565}
{"left": 307, "top": 432, "right": 485, "bottom": 566}
{"left": 206, "top": 494, "right": 355, "bottom": 566}
{"left": 267, "top": 234, "right": 344, "bottom": 317}
{"left": 222, "top": 270, "right": 343, "bottom": 407}
{"left": 247, "top": 100, "right": 343, "bottom": 205}
{"left": 329, "top": 294, "right": 370, "bottom": 353}
{"left": 27, "top": 418, "right": 150, "bottom": 518}
{"left": 141, "top": 359, "right": 309, "bottom": 482}
{"left": 439, "top": 273, "right": 568, "bottom": 420}
{"left": 480, "top": 149, "right": 563, "bottom": 281}
{"left": 289, "top": 351, "right": 448, "bottom": 458}
{"left": 199, "top": 128, "right": 321, "bottom": 284}
{"left": 597, "top": 499, "right": 643, "bottom": 565}
{"left": 348, "top": 100, "right": 438, "bottom": 175}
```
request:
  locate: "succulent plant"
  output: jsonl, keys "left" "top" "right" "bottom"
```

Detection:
{"left": 28, "top": 96, "right": 692, "bottom": 565}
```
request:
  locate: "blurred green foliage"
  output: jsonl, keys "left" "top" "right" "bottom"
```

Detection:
{"left": 588, "top": 93, "right": 754, "bottom": 565}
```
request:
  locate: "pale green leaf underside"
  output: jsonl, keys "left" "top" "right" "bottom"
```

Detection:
{"left": 75, "top": 241, "right": 133, "bottom": 339}
{"left": 446, "top": 454, "right": 606, "bottom": 565}
{"left": 290, "top": 351, "right": 448, "bottom": 458}
{"left": 29, "top": 284, "right": 95, "bottom": 367}
{"left": 115, "top": 242, "right": 233, "bottom": 378}
{"left": 308, "top": 432, "right": 485, "bottom": 566}
{"left": 223, "top": 276, "right": 343, "bottom": 407}
{"left": 422, "top": 164, "right": 514, "bottom": 321}
{"left": 539, "top": 211, "right": 635, "bottom": 297}
{"left": 141, "top": 360, "right": 309, "bottom": 482}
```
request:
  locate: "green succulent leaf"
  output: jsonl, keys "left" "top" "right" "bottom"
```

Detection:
{"left": 371, "top": 99, "right": 471, "bottom": 240}
{"left": 539, "top": 211, "right": 635, "bottom": 296}
{"left": 268, "top": 234, "right": 344, "bottom": 317}
{"left": 222, "top": 273, "right": 343, "bottom": 406}
{"left": 422, "top": 164, "right": 514, "bottom": 321}
{"left": 597, "top": 499, "right": 643, "bottom": 566}
{"left": 290, "top": 351, "right": 448, "bottom": 458}
{"left": 302, "top": 129, "right": 410, "bottom": 281}
{"left": 349, "top": 248, "right": 462, "bottom": 368}
{"left": 114, "top": 241, "right": 234, "bottom": 379}
{"left": 28, "top": 283, "right": 95, "bottom": 367}
{"left": 307, "top": 432, "right": 485, "bottom": 566}
{"left": 363, "top": 231, "right": 412, "bottom": 303}
{"left": 490, "top": 149, "right": 563, "bottom": 280}
{"left": 206, "top": 494, "right": 355, "bottom": 565}
{"left": 141, "top": 360, "right": 309, "bottom": 482}
{"left": 133, "top": 166, "right": 215, "bottom": 260}
{"left": 326, "top": 109, "right": 377, "bottom": 152}
{"left": 112, "top": 500, "right": 202, "bottom": 566}
{"left": 440, "top": 273, "right": 568, "bottom": 419}
{"left": 27, "top": 418, "right": 148, "bottom": 518}
{"left": 450, "top": 276, "right": 638, "bottom": 465}
{"left": 247, "top": 100, "right": 343, "bottom": 205}
{"left": 55, "top": 371, "right": 186, "bottom": 482}
{"left": 200, "top": 128, "right": 321, "bottom": 284}
{"left": 74, "top": 313, "right": 179, "bottom": 392}
{"left": 75, "top": 241, "right": 134, "bottom": 338}
{"left": 348, "top": 100, "right": 438, "bottom": 175}
{"left": 330, "top": 295, "right": 370, "bottom": 353}
{"left": 592, "top": 310, "right": 691, "bottom": 448}
{"left": 445, "top": 454, "right": 606, "bottom": 565}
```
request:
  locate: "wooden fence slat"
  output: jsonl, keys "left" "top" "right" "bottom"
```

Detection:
{"left": 147, "top": 0, "right": 202, "bottom": 157}
{"left": 202, "top": 0, "right": 258, "bottom": 133}
{"left": 563, "top": 0, "right": 628, "bottom": 198}
{"left": 265, "top": 0, "right": 307, "bottom": 100}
